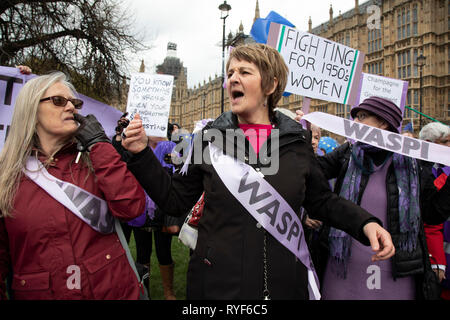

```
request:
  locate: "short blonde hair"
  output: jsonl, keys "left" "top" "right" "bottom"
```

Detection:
{"left": 227, "top": 43, "right": 288, "bottom": 116}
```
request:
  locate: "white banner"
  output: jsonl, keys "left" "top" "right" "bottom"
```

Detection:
{"left": 302, "top": 112, "right": 450, "bottom": 166}
{"left": 126, "top": 73, "right": 174, "bottom": 138}
{"left": 267, "top": 23, "right": 364, "bottom": 105}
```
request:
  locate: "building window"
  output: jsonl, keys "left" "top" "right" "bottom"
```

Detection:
{"left": 317, "top": 105, "right": 328, "bottom": 113}
{"left": 369, "top": 61, "right": 383, "bottom": 75}
{"left": 397, "top": 7, "right": 412, "bottom": 40}
{"left": 412, "top": 4, "right": 418, "bottom": 35}
{"left": 368, "top": 28, "right": 382, "bottom": 53}
{"left": 407, "top": 90, "right": 419, "bottom": 118}
{"left": 336, "top": 104, "right": 345, "bottom": 118}
{"left": 397, "top": 50, "right": 412, "bottom": 79}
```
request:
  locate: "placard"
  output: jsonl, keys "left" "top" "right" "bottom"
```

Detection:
{"left": 0, "top": 66, "right": 122, "bottom": 153}
{"left": 356, "top": 73, "right": 408, "bottom": 114}
{"left": 126, "top": 73, "right": 174, "bottom": 137}
{"left": 267, "top": 22, "right": 364, "bottom": 105}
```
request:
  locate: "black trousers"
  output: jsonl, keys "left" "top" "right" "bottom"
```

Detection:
{"left": 121, "top": 222, "right": 173, "bottom": 266}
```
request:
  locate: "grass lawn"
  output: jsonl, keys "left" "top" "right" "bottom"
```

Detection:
{"left": 128, "top": 232, "right": 191, "bottom": 300}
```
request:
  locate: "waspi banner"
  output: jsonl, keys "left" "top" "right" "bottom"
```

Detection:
{"left": 303, "top": 112, "right": 450, "bottom": 166}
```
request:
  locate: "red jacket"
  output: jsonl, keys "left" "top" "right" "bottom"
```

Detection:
{"left": 0, "top": 142, "right": 146, "bottom": 300}
{"left": 424, "top": 223, "right": 446, "bottom": 266}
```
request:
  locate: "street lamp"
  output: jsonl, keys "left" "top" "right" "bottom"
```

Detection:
{"left": 219, "top": 0, "right": 231, "bottom": 114}
{"left": 416, "top": 52, "right": 426, "bottom": 129}
{"left": 202, "top": 92, "right": 206, "bottom": 119}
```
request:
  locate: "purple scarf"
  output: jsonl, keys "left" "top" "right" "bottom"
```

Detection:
{"left": 329, "top": 142, "right": 421, "bottom": 278}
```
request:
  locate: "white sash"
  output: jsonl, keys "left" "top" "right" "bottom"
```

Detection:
{"left": 23, "top": 157, "right": 115, "bottom": 234}
{"left": 302, "top": 112, "right": 450, "bottom": 166}
{"left": 23, "top": 157, "right": 148, "bottom": 298}
{"left": 209, "top": 143, "right": 321, "bottom": 300}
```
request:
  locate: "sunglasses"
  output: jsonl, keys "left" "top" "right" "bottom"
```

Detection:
{"left": 39, "top": 96, "right": 83, "bottom": 109}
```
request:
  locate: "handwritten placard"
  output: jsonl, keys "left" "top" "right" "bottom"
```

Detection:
{"left": 267, "top": 22, "right": 364, "bottom": 105}
{"left": 356, "top": 73, "right": 408, "bottom": 112}
{"left": 126, "top": 73, "right": 174, "bottom": 137}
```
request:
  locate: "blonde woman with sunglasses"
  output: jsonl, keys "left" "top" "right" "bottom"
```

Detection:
{"left": 0, "top": 72, "right": 146, "bottom": 299}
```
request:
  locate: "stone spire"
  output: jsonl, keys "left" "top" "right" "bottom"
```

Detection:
{"left": 253, "top": 0, "right": 260, "bottom": 24}
{"left": 329, "top": 4, "right": 333, "bottom": 25}
{"left": 308, "top": 16, "right": 312, "bottom": 32}
{"left": 139, "top": 59, "right": 145, "bottom": 73}
{"left": 355, "top": 0, "right": 359, "bottom": 14}
{"left": 239, "top": 21, "right": 244, "bottom": 33}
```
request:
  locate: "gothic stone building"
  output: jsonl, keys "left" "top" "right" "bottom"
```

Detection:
{"left": 161, "top": 0, "right": 449, "bottom": 133}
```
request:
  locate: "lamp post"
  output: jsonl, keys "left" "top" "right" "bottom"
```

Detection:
{"left": 416, "top": 52, "right": 426, "bottom": 130}
{"left": 202, "top": 92, "right": 206, "bottom": 119}
{"left": 219, "top": 0, "right": 231, "bottom": 114}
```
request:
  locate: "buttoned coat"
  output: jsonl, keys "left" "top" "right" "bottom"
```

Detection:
{"left": 0, "top": 142, "right": 146, "bottom": 299}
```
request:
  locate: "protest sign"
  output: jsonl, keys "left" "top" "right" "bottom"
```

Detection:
{"left": 356, "top": 73, "right": 408, "bottom": 114}
{"left": 353, "top": 73, "right": 408, "bottom": 131}
{"left": 0, "top": 67, "right": 34, "bottom": 151}
{"left": 0, "top": 66, "right": 122, "bottom": 153}
{"left": 357, "top": 73, "right": 408, "bottom": 109}
{"left": 126, "top": 73, "right": 174, "bottom": 138}
{"left": 267, "top": 22, "right": 364, "bottom": 105}
{"left": 303, "top": 112, "right": 450, "bottom": 166}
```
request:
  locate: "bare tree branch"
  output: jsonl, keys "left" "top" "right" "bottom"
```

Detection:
{"left": 0, "top": 0, "right": 148, "bottom": 103}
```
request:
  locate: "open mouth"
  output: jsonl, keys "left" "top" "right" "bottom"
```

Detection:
{"left": 231, "top": 89, "right": 244, "bottom": 102}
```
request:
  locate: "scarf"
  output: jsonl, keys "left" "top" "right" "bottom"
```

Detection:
{"left": 328, "top": 142, "right": 421, "bottom": 278}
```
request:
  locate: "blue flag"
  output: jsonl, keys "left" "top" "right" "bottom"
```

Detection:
{"left": 250, "top": 11, "right": 295, "bottom": 97}
{"left": 403, "top": 121, "right": 413, "bottom": 132}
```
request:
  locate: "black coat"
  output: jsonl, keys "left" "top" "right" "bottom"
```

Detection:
{"left": 419, "top": 160, "right": 450, "bottom": 224}
{"left": 126, "top": 111, "right": 380, "bottom": 299}
{"left": 316, "top": 142, "right": 442, "bottom": 299}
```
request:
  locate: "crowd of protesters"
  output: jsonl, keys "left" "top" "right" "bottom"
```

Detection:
{"left": 0, "top": 42, "right": 449, "bottom": 300}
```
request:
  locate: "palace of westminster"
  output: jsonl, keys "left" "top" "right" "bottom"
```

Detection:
{"left": 120, "top": 0, "right": 450, "bottom": 134}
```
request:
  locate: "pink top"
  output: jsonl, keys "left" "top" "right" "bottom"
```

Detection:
{"left": 238, "top": 124, "right": 272, "bottom": 155}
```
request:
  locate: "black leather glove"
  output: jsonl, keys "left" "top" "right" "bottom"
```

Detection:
{"left": 74, "top": 113, "right": 110, "bottom": 152}
{"left": 115, "top": 112, "right": 130, "bottom": 135}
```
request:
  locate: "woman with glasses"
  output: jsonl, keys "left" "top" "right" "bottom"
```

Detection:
{"left": 0, "top": 72, "right": 146, "bottom": 299}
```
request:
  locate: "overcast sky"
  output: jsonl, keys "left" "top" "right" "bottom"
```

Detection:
{"left": 123, "top": 0, "right": 360, "bottom": 88}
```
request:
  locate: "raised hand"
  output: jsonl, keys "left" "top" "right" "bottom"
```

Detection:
{"left": 294, "top": 109, "right": 304, "bottom": 123}
{"left": 74, "top": 113, "right": 110, "bottom": 152}
{"left": 121, "top": 113, "right": 148, "bottom": 154}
